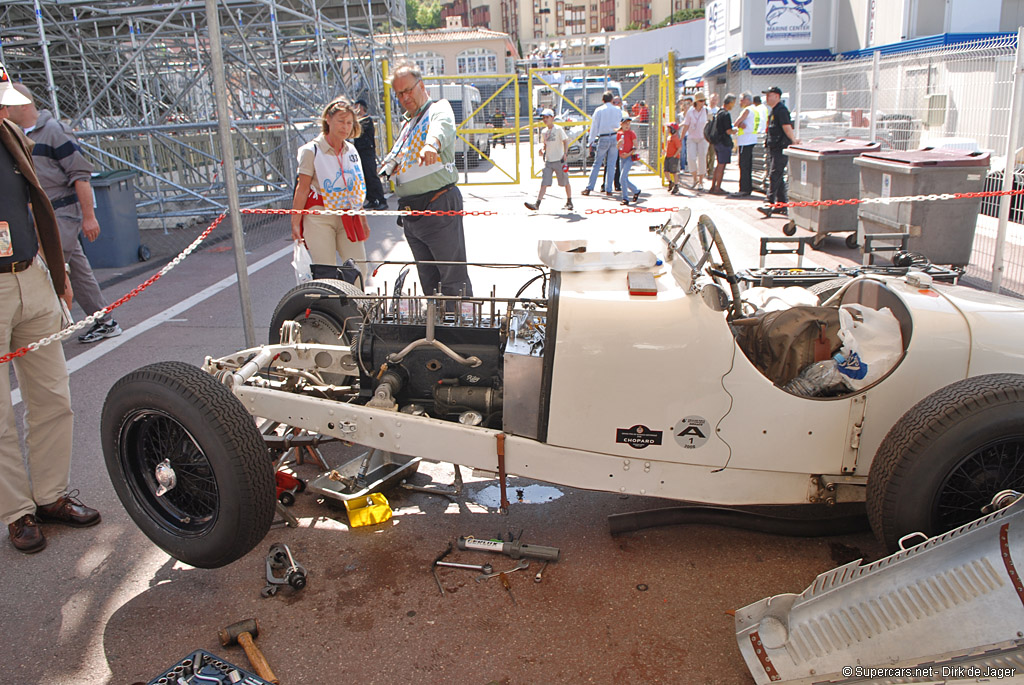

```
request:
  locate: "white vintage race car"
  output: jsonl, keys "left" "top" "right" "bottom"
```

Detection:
{"left": 101, "top": 210, "right": 1024, "bottom": 568}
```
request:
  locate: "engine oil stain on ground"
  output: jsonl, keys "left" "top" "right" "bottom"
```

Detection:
{"left": 473, "top": 483, "right": 564, "bottom": 508}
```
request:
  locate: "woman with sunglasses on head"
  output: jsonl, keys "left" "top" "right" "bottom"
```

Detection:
{"left": 291, "top": 97, "right": 370, "bottom": 281}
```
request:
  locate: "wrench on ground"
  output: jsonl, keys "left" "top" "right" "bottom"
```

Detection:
{"left": 436, "top": 561, "right": 493, "bottom": 574}
{"left": 475, "top": 558, "right": 529, "bottom": 582}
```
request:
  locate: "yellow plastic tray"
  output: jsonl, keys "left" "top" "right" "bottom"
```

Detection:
{"left": 343, "top": 492, "right": 393, "bottom": 527}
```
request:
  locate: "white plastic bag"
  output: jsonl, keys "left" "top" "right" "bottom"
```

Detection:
{"left": 291, "top": 240, "right": 312, "bottom": 284}
{"left": 836, "top": 303, "right": 902, "bottom": 390}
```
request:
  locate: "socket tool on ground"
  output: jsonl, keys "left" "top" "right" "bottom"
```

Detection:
{"left": 458, "top": 535, "right": 560, "bottom": 562}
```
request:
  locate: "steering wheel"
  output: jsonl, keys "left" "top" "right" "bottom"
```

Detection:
{"left": 695, "top": 214, "right": 744, "bottom": 320}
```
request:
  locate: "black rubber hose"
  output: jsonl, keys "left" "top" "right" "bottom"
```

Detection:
{"left": 608, "top": 504, "right": 870, "bottom": 537}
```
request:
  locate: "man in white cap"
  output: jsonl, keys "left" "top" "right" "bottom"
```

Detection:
{"left": 0, "top": 63, "right": 101, "bottom": 554}
{"left": 525, "top": 108, "right": 573, "bottom": 212}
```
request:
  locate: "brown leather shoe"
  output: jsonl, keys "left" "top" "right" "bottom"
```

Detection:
{"left": 9, "top": 514, "right": 46, "bottom": 553}
{"left": 36, "top": 490, "right": 100, "bottom": 528}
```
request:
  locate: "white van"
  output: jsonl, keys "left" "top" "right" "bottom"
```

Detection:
{"left": 424, "top": 83, "right": 491, "bottom": 167}
{"left": 557, "top": 78, "right": 622, "bottom": 119}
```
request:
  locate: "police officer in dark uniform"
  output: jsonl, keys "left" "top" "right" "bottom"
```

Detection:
{"left": 353, "top": 99, "right": 388, "bottom": 210}
{"left": 757, "top": 86, "right": 800, "bottom": 219}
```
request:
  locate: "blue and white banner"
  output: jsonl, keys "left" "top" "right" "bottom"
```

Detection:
{"left": 765, "top": 0, "right": 813, "bottom": 45}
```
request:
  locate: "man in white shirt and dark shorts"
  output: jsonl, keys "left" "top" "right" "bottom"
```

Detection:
{"left": 525, "top": 109, "right": 573, "bottom": 212}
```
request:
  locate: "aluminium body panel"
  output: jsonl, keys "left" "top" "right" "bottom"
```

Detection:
{"left": 736, "top": 497, "right": 1024, "bottom": 684}
{"left": 544, "top": 268, "right": 736, "bottom": 469}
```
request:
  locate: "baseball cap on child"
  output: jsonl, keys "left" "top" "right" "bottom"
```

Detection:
{"left": 540, "top": 108, "right": 554, "bottom": 118}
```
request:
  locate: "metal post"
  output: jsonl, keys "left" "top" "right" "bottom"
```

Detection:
{"left": 513, "top": 72, "right": 520, "bottom": 182}
{"left": 868, "top": 50, "right": 879, "bottom": 144}
{"left": 383, "top": 59, "right": 394, "bottom": 194}
{"left": 269, "top": 2, "right": 296, "bottom": 180}
{"left": 32, "top": 0, "right": 60, "bottom": 119}
{"left": 72, "top": 9, "right": 94, "bottom": 124}
{"left": 204, "top": 0, "right": 257, "bottom": 347}
{"left": 794, "top": 62, "right": 802, "bottom": 140}
{"left": 992, "top": 27, "right": 1024, "bottom": 294}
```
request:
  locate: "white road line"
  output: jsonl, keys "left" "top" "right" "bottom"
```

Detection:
{"left": 11, "top": 244, "right": 291, "bottom": 407}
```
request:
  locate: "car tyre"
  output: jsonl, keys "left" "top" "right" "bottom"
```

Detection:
{"left": 102, "top": 361, "right": 275, "bottom": 568}
{"left": 866, "top": 373, "right": 1024, "bottom": 552}
{"left": 807, "top": 277, "right": 852, "bottom": 305}
{"left": 269, "top": 278, "right": 365, "bottom": 384}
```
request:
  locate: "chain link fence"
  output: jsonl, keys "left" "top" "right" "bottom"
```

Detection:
{"left": 793, "top": 35, "right": 1024, "bottom": 297}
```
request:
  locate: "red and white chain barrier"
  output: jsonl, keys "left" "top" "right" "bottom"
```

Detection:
{"left": 2, "top": 187, "right": 1022, "bottom": 364}
{"left": 0, "top": 213, "right": 227, "bottom": 365}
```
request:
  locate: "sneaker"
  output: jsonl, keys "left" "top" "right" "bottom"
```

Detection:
{"left": 620, "top": 199, "right": 630, "bottom": 206}
{"left": 632, "top": 191, "right": 640, "bottom": 203}
{"left": 603, "top": 190, "right": 613, "bottom": 197}
{"left": 670, "top": 187, "right": 681, "bottom": 196}
{"left": 580, "top": 188, "right": 591, "bottom": 196}
{"left": 79, "top": 320, "right": 122, "bottom": 344}
{"left": 563, "top": 200, "right": 574, "bottom": 211}
{"left": 524, "top": 201, "right": 540, "bottom": 211}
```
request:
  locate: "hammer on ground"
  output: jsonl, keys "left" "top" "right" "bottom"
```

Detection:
{"left": 218, "top": 618, "right": 280, "bottom": 685}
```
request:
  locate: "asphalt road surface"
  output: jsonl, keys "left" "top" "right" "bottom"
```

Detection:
{"left": 2, "top": 161, "right": 890, "bottom": 685}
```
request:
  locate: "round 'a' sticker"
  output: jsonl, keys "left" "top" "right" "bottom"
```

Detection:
{"left": 673, "top": 415, "right": 709, "bottom": 449}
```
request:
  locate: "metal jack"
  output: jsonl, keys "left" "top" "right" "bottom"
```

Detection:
{"left": 261, "top": 542, "right": 307, "bottom": 597}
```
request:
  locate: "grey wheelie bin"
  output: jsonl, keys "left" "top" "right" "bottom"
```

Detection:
{"left": 853, "top": 148, "right": 990, "bottom": 267}
{"left": 783, "top": 139, "right": 880, "bottom": 248}
{"left": 81, "top": 169, "right": 142, "bottom": 268}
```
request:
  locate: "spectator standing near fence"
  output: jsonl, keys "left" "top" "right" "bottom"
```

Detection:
{"left": 580, "top": 92, "right": 621, "bottom": 197}
{"left": 353, "top": 99, "right": 388, "bottom": 211}
{"left": 617, "top": 115, "right": 640, "bottom": 206}
{"left": 676, "top": 96, "right": 692, "bottom": 177}
{"left": 663, "top": 122, "right": 681, "bottom": 194}
{"left": 604, "top": 95, "right": 625, "bottom": 192}
{"left": 525, "top": 109, "right": 573, "bottom": 212}
{"left": 380, "top": 63, "right": 472, "bottom": 297}
{"left": 291, "top": 97, "right": 370, "bottom": 281}
{"left": 732, "top": 92, "right": 757, "bottom": 197}
{"left": 708, "top": 94, "right": 736, "bottom": 196}
{"left": 757, "top": 86, "right": 800, "bottom": 219}
{"left": 679, "top": 92, "right": 709, "bottom": 191}
{"left": 7, "top": 84, "right": 121, "bottom": 344}
{"left": 705, "top": 93, "right": 720, "bottom": 182}
{"left": 0, "top": 65, "right": 101, "bottom": 554}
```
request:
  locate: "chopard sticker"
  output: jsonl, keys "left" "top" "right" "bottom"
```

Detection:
{"left": 674, "top": 415, "right": 709, "bottom": 449}
{"left": 616, "top": 425, "right": 662, "bottom": 449}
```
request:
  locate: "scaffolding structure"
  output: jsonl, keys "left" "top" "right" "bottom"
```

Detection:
{"left": 0, "top": 0, "right": 406, "bottom": 224}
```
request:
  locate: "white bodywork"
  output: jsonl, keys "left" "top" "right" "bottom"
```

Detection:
{"left": 207, "top": 218, "right": 1024, "bottom": 509}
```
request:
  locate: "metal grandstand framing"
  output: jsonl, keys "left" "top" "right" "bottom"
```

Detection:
{"left": 0, "top": 0, "right": 406, "bottom": 223}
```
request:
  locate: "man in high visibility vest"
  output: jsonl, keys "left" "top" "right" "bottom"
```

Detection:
{"left": 731, "top": 92, "right": 758, "bottom": 197}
